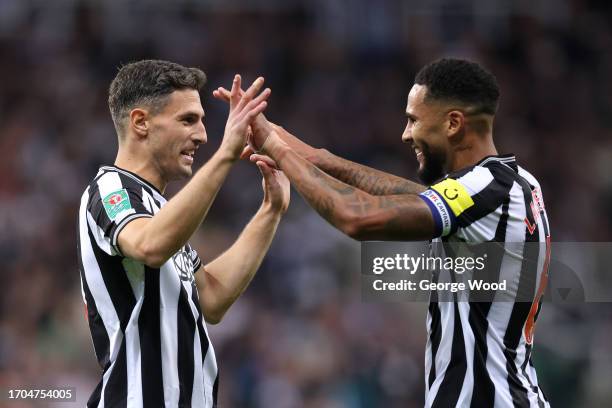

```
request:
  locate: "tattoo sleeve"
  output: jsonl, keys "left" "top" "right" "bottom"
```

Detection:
{"left": 274, "top": 125, "right": 424, "bottom": 196}
{"left": 271, "top": 145, "right": 434, "bottom": 241}
{"left": 314, "top": 149, "right": 426, "bottom": 195}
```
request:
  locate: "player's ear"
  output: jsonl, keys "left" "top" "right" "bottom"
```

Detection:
{"left": 447, "top": 110, "right": 465, "bottom": 138}
{"left": 130, "top": 108, "right": 149, "bottom": 138}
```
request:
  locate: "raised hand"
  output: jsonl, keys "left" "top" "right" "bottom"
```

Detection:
{"left": 219, "top": 75, "right": 271, "bottom": 159}
{"left": 214, "top": 86, "right": 317, "bottom": 160}
{"left": 254, "top": 157, "right": 290, "bottom": 214}
{"left": 214, "top": 84, "right": 276, "bottom": 153}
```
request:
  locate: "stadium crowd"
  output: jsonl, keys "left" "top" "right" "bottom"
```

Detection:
{"left": 0, "top": 0, "right": 611, "bottom": 406}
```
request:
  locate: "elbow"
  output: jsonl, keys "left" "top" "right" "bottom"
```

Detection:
{"left": 345, "top": 225, "right": 370, "bottom": 241}
{"left": 138, "top": 243, "right": 170, "bottom": 268}
{"left": 337, "top": 213, "right": 368, "bottom": 241}
{"left": 203, "top": 307, "right": 226, "bottom": 325}
{"left": 338, "top": 213, "right": 381, "bottom": 241}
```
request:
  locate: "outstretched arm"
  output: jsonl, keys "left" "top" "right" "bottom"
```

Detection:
{"left": 213, "top": 86, "right": 425, "bottom": 196}
{"left": 275, "top": 126, "right": 426, "bottom": 195}
{"left": 197, "top": 160, "right": 290, "bottom": 324}
{"left": 248, "top": 128, "right": 435, "bottom": 242}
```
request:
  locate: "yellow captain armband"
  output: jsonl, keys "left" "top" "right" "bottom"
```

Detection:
{"left": 430, "top": 178, "right": 474, "bottom": 217}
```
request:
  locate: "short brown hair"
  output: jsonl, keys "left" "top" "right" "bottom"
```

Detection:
{"left": 108, "top": 59, "right": 206, "bottom": 134}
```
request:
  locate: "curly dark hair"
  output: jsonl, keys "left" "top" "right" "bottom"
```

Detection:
{"left": 414, "top": 58, "right": 500, "bottom": 115}
{"left": 108, "top": 59, "right": 207, "bottom": 134}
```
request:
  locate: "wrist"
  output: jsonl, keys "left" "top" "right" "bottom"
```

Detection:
{"left": 259, "top": 201, "right": 285, "bottom": 218}
{"left": 261, "top": 133, "right": 290, "bottom": 161}
{"left": 309, "top": 148, "right": 330, "bottom": 167}
{"left": 213, "top": 145, "right": 240, "bottom": 164}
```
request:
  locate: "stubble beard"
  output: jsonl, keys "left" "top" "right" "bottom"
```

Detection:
{"left": 417, "top": 143, "right": 446, "bottom": 186}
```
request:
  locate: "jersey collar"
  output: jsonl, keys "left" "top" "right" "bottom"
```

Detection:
{"left": 476, "top": 154, "right": 517, "bottom": 171}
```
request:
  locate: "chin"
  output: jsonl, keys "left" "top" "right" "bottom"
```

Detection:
{"left": 168, "top": 166, "right": 192, "bottom": 181}
{"left": 180, "top": 166, "right": 193, "bottom": 178}
{"left": 418, "top": 162, "right": 440, "bottom": 185}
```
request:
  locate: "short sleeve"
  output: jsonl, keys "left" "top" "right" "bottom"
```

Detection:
{"left": 87, "top": 171, "right": 154, "bottom": 256}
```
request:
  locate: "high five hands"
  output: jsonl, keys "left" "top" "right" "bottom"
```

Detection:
{"left": 213, "top": 83, "right": 284, "bottom": 166}
{"left": 215, "top": 76, "right": 289, "bottom": 210}
{"left": 220, "top": 75, "right": 271, "bottom": 159}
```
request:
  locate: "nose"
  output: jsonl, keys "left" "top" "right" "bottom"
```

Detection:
{"left": 194, "top": 122, "right": 207, "bottom": 145}
{"left": 401, "top": 122, "right": 412, "bottom": 143}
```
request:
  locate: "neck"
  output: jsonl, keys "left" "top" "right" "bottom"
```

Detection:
{"left": 115, "top": 148, "right": 167, "bottom": 193}
{"left": 448, "top": 133, "right": 498, "bottom": 173}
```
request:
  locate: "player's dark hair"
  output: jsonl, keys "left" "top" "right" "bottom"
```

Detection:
{"left": 414, "top": 58, "right": 500, "bottom": 115}
{"left": 108, "top": 59, "right": 207, "bottom": 134}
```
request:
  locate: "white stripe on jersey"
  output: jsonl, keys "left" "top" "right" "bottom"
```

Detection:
{"left": 454, "top": 165, "right": 495, "bottom": 195}
{"left": 79, "top": 188, "right": 122, "bottom": 408}
{"left": 123, "top": 258, "right": 145, "bottom": 408}
{"left": 456, "top": 302, "right": 475, "bottom": 407}
{"left": 159, "top": 254, "right": 182, "bottom": 407}
{"left": 425, "top": 301, "right": 454, "bottom": 406}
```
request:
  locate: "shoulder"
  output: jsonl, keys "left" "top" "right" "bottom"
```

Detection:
{"left": 446, "top": 165, "right": 496, "bottom": 195}
{"left": 517, "top": 165, "right": 541, "bottom": 189}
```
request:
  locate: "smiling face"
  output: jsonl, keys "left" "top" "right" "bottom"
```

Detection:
{"left": 145, "top": 89, "right": 207, "bottom": 182}
{"left": 401, "top": 84, "right": 450, "bottom": 185}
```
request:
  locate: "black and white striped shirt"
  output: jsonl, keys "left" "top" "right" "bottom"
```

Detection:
{"left": 419, "top": 155, "right": 551, "bottom": 408}
{"left": 77, "top": 165, "right": 218, "bottom": 408}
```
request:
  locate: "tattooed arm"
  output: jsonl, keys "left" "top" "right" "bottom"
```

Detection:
{"left": 252, "top": 134, "right": 436, "bottom": 241}
{"left": 274, "top": 126, "right": 426, "bottom": 196}
{"left": 212, "top": 86, "right": 424, "bottom": 195}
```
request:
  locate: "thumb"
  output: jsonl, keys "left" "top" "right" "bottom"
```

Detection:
{"left": 256, "top": 160, "right": 273, "bottom": 179}
{"left": 240, "top": 145, "right": 254, "bottom": 160}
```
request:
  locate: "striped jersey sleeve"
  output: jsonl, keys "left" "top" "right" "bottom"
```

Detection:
{"left": 86, "top": 170, "right": 154, "bottom": 256}
{"left": 418, "top": 165, "right": 514, "bottom": 238}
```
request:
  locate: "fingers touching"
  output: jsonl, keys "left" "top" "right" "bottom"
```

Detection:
{"left": 250, "top": 153, "right": 278, "bottom": 169}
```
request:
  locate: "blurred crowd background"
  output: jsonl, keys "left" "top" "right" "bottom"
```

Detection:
{"left": 1, "top": 0, "right": 611, "bottom": 407}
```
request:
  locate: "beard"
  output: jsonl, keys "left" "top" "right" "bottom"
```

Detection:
{"left": 417, "top": 143, "right": 446, "bottom": 185}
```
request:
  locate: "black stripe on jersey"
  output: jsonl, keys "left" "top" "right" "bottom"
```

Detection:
{"left": 87, "top": 381, "right": 103, "bottom": 408}
{"left": 139, "top": 265, "right": 165, "bottom": 406}
{"left": 427, "top": 300, "right": 442, "bottom": 390}
{"left": 431, "top": 301, "right": 467, "bottom": 408}
{"left": 456, "top": 165, "right": 515, "bottom": 229}
{"left": 178, "top": 288, "right": 196, "bottom": 407}
{"left": 520, "top": 344, "right": 542, "bottom": 397}
{"left": 81, "top": 273, "right": 111, "bottom": 369}
{"left": 87, "top": 187, "right": 113, "bottom": 238}
{"left": 87, "top": 226, "right": 136, "bottom": 332}
{"left": 86, "top": 226, "right": 136, "bottom": 407}
{"left": 104, "top": 338, "right": 128, "bottom": 408}
{"left": 78, "top": 209, "right": 111, "bottom": 370}
{"left": 190, "top": 284, "right": 216, "bottom": 406}
{"left": 504, "top": 173, "right": 541, "bottom": 407}
{"left": 529, "top": 358, "right": 549, "bottom": 405}
{"left": 469, "top": 197, "right": 511, "bottom": 408}
{"left": 427, "top": 264, "right": 442, "bottom": 390}
{"left": 504, "top": 347, "right": 530, "bottom": 408}
{"left": 212, "top": 372, "right": 219, "bottom": 408}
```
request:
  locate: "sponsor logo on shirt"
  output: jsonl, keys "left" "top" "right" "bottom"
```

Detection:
{"left": 102, "top": 189, "right": 133, "bottom": 221}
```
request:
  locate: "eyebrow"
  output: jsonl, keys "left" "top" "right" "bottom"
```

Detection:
{"left": 178, "top": 111, "right": 204, "bottom": 120}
